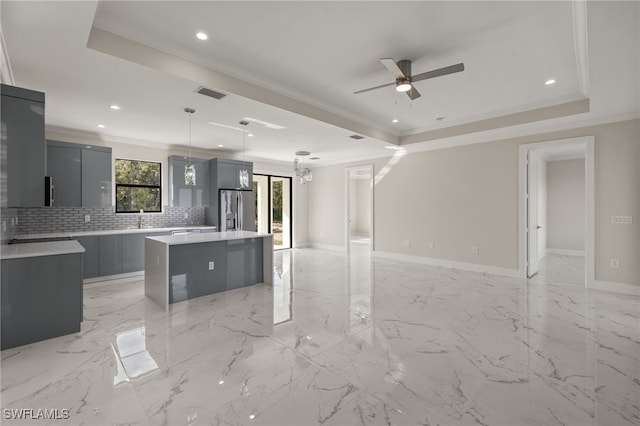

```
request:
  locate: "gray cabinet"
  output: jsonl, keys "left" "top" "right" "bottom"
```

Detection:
{"left": 82, "top": 148, "right": 112, "bottom": 208}
{"left": 46, "top": 141, "right": 82, "bottom": 207}
{"left": 79, "top": 231, "right": 172, "bottom": 279}
{"left": 1, "top": 252, "right": 83, "bottom": 350}
{"left": 168, "top": 156, "right": 209, "bottom": 207}
{"left": 45, "top": 140, "right": 112, "bottom": 207}
{"left": 1, "top": 84, "right": 45, "bottom": 207}
{"left": 99, "top": 234, "right": 122, "bottom": 277}
{"left": 76, "top": 236, "right": 99, "bottom": 278}
{"left": 205, "top": 158, "right": 254, "bottom": 226}
{"left": 214, "top": 158, "right": 253, "bottom": 190}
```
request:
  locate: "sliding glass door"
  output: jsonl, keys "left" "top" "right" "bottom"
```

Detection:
{"left": 253, "top": 174, "right": 292, "bottom": 250}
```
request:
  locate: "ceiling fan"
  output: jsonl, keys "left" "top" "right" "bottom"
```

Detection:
{"left": 354, "top": 58, "right": 464, "bottom": 100}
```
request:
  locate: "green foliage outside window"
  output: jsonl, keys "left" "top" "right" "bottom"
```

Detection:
{"left": 115, "top": 159, "right": 162, "bottom": 213}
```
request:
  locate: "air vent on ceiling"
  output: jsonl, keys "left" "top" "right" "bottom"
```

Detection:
{"left": 349, "top": 134, "right": 364, "bottom": 140}
{"left": 196, "top": 86, "right": 227, "bottom": 100}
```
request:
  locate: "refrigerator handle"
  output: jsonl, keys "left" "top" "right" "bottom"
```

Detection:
{"left": 237, "top": 192, "right": 243, "bottom": 230}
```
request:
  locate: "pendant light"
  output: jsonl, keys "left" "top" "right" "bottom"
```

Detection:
{"left": 294, "top": 151, "right": 312, "bottom": 184}
{"left": 238, "top": 120, "right": 249, "bottom": 189}
{"left": 184, "top": 108, "right": 196, "bottom": 186}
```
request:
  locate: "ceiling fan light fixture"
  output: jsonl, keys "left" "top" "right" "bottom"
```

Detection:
{"left": 395, "top": 80, "right": 412, "bottom": 93}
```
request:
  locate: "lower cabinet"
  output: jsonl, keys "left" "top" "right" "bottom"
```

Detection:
{"left": 1, "top": 253, "right": 83, "bottom": 350}
{"left": 77, "top": 232, "right": 171, "bottom": 279}
{"left": 76, "top": 236, "right": 99, "bottom": 278}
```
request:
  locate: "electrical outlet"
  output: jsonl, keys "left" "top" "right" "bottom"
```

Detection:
{"left": 2, "top": 221, "right": 6, "bottom": 233}
{"left": 208, "top": 261, "right": 215, "bottom": 270}
{"left": 405, "top": 239, "right": 411, "bottom": 247}
{"left": 84, "top": 214, "right": 90, "bottom": 222}
{"left": 610, "top": 259, "right": 620, "bottom": 269}
{"left": 472, "top": 246, "right": 479, "bottom": 254}
{"left": 156, "top": 255, "right": 160, "bottom": 265}
{"left": 428, "top": 242, "right": 434, "bottom": 249}
{"left": 184, "top": 213, "right": 189, "bottom": 219}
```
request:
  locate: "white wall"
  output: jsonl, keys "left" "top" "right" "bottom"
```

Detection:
{"left": 308, "top": 119, "right": 639, "bottom": 287}
{"left": 354, "top": 178, "right": 371, "bottom": 235}
{"left": 547, "top": 159, "right": 585, "bottom": 251}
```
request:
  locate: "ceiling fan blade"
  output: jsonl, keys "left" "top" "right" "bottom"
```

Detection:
{"left": 353, "top": 81, "right": 396, "bottom": 95}
{"left": 406, "top": 85, "right": 421, "bottom": 100}
{"left": 380, "top": 58, "right": 407, "bottom": 79}
{"left": 411, "top": 63, "right": 465, "bottom": 83}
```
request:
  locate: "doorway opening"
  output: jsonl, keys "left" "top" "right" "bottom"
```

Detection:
{"left": 345, "top": 165, "right": 374, "bottom": 253}
{"left": 254, "top": 174, "right": 292, "bottom": 250}
{"left": 519, "top": 137, "right": 594, "bottom": 286}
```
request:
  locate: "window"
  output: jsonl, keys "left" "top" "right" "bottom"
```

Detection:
{"left": 115, "top": 159, "right": 162, "bottom": 213}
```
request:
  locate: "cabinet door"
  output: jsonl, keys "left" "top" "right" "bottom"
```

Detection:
{"left": 46, "top": 144, "right": 81, "bottom": 207}
{"left": 82, "top": 149, "right": 112, "bottom": 208}
{"left": 170, "top": 157, "right": 193, "bottom": 207}
{"left": 76, "top": 236, "right": 100, "bottom": 279}
{"left": 99, "top": 235, "right": 122, "bottom": 276}
{"left": 217, "top": 161, "right": 238, "bottom": 189}
{"left": 1, "top": 88, "right": 45, "bottom": 207}
{"left": 121, "top": 233, "right": 145, "bottom": 273}
{"left": 193, "top": 161, "right": 210, "bottom": 206}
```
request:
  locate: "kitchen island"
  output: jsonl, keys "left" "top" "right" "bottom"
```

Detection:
{"left": 144, "top": 231, "right": 273, "bottom": 310}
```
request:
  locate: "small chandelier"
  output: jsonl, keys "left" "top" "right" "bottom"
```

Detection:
{"left": 184, "top": 107, "right": 196, "bottom": 186}
{"left": 294, "top": 151, "right": 312, "bottom": 184}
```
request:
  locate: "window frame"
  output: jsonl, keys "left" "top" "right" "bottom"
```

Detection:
{"left": 115, "top": 158, "right": 163, "bottom": 214}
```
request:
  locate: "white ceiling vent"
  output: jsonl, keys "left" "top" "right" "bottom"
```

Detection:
{"left": 196, "top": 86, "right": 227, "bottom": 100}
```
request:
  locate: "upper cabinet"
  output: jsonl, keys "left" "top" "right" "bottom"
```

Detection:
{"left": 211, "top": 158, "right": 253, "bottom": 191}
{"left": 168, "top": 156, "right": 210, "bottom": 207}
{"left": 46, "top": 140, "right": 112, "bottom": 208}
{"left": 1, "top": 84, "right": 46, "bottom": 207}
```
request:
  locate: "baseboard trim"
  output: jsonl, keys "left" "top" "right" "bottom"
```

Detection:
{"left": 588, "top": 279, "right": 640, "bottom": 296}
{"left": 547, "top": 248, "right": 585, "bottom": 256}
{"left": 294, "top": 242, "right": 311, "bottom": 249}
{"left": 84, "top": 271, "right": 143, "bottom": 284}
{"left": 373, "top": 251, "right": 520, "bottom": 278}
{"left": 309, "top": 243, "right": 346, "bottom": 252}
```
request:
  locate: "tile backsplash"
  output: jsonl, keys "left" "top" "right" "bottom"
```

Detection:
{"left": 15, "top": 206, "right": 205, "bottom": 235}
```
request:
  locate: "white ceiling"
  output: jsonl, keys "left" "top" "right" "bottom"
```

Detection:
{"left": 1, "top": 1, "right": 638, "bottom": 166}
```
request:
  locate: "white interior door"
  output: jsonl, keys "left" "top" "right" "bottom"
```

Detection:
{"left": 527, "top": 151, "right": 540, "bottom": 277}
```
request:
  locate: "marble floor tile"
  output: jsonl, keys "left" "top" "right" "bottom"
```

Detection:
{"left": 1, "top": 251, "right": 638, "bottom": 425}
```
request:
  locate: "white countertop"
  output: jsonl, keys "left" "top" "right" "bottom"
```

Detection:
{"left": 14, "top": 226, "right": 217, "bottom": 240}
{"left": 147, "top": 230, "right": 272, "bottom": 246}
{"left": 1, "top": 240, "right": 86, "bottom": 260}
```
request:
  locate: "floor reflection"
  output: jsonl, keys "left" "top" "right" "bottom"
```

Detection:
{"left": 112, "top": 326, "right": 159, "bottom": 385}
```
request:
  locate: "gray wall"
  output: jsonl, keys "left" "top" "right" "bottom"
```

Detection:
{"left": 547, "top": 159, "right": 585, "bottom": 252}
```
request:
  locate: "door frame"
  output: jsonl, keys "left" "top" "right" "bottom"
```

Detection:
{"left": 518, "top": 136, "right": 594, "bottom": 285}
{"left": 253, "top": 172, "right": 293, "bottom": 250}
{"left": 345, "top": 164, "right": 374, "bottom": 253}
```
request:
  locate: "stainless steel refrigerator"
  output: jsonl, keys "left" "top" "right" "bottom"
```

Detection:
{"left": 219, "top": 189, "right": 256, "bottom": 232}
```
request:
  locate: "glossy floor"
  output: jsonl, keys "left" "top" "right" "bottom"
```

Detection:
{"left": 1, "top": 249, "right": 639, "bottom": 425}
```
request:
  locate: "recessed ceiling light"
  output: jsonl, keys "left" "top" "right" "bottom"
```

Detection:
{"left": 248, "top": 133, "right": 254, "bottom": 137}
{"left": 109, "top": 105, "right": 120, "bottom": 110}
{"left": 196, "top": 32, "right": 208, "bottom": 41}
{"left": 97, "top": 124, "right": 105, "bottom": 128}
{"left": 392, "top": 118, "right": 398, "bottom": 123}
{"left": 218, "top": 144, "right": 224, "bottom": 148}
{"left": 545, "top": 79, "right": 556, "bottom": 85}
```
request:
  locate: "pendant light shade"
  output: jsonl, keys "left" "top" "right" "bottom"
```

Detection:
{"left": 184, "top": 108, "right": 196, "bottom": 186}
{"left": 294, "top": 151, "right": 312, "bottom": 184}
{"left": 238, "top": 120, "right": 250, "bottom": 189}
